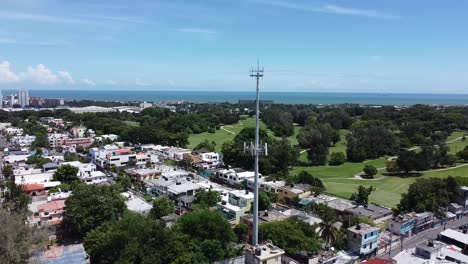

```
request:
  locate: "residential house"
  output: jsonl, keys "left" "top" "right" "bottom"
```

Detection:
{"left": 456, "top": 186, "right": 468, "bottom": 215}
{"left": 199, "top": 152, "right": 221, "bottom": 169}
{"left": 345, "top": 204, "right": 393, "bottom": 224}
{"left": 61, "top": 161, "right": 107, "bottom": 185}
{"left": 388, "top": 214, "right": 417, "bottom": 237}
{"left": 277, "top": 183, "right": 312, "bottom": 205}
{"left": 412, "top": 212, "right": 434, "bottom": 234}
{"left": 36, "top": 199, "right": 65, "bottom": 227}
{"left": 23, "top": 183, "right": 47, "bottom": 196}
{"left": 69, "top": 125, "right": 87, "bottom": 138}
{"left": 439, "top": 229, "right": 468, "bottom": 255}
{"left": 217, "top": 168, "right": 258, "bottom": 187}
{"left": 217, "top": 190, "right": 254, "bottom": 224}
{"left": 125, "top": 168, "right": 161, "bottom": 181}
{"left": 47, "top": 133, "right": 69, "bottom": 148}
{"left": 11, "top": 135, "right": 36, "bottom": 147}
{"left": 244, "top": 243, "right": 285, "bottom": 264}
{"left": 5, "top": 127, "right": 23, "bottom": 136}
{"left": 393, "top": 240, "right": 468, "bottom": 264}
{"left": 347, "top": 223, "right": 379, "bottom": 259}
{"left": 121, "top": 192, "right": 153, "bottom": 214}
{"left": 95, "top": 134, "right": 119, "bottom": 142}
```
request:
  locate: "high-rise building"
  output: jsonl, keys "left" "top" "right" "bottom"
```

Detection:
{"left": 18, "top": 88, "right": 29, "bottom": 108}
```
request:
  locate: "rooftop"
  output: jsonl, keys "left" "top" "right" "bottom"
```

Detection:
{"left": 440, "top": 229, "right": 468, "bottom": 245}
{"left": 38, "top": 200, "right": 66, "bottom": 212}
{"left": 348, "top": 223, "right": 378, "bottom": 234}
{"left": 345, "top": 204, "right": 393, "bottom": 219}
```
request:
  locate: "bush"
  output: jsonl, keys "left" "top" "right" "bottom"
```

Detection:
{"left": 363, "top": 165, "right": 378, "bottom": 178}
{"left": 329, "top": 152, "right": 345, "bottom": 166}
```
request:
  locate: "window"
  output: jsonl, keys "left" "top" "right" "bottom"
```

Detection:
{"left": 363, "top": 244, "right": 367, "bottom": 249}
{"left": 354, "top": 234, "right": 357, "bottom": 239}
{"left": 364, "top": 234, "right": 367, "bottom": 239}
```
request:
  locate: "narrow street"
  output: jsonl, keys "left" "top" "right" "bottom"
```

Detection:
{"left": 379, "top": 216, "right": 468, "bottom": 259}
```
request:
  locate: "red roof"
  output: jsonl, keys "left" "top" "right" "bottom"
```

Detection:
{"left": 38, "top": 200, "right": 66, "bottom": 212}
{"left": 23, "top": 183, "right": 45, "bottom": 192}
{"left": 365, "top": 259, "right": 396, "bottom": 264}
{"left": 115, "top": 149, "right": 132, "bottom": 154}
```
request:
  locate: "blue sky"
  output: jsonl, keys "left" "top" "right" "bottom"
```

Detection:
{"left": 0, "top": 0, "right": 467, "bottom": 93}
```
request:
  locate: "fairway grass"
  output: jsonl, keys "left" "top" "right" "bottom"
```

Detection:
{"left": 188, "top": 118, "right": 302, "bottom": 151}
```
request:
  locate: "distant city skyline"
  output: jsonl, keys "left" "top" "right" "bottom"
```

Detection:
{"left": 1, "top": 0, "right": 467, "bottom": 93}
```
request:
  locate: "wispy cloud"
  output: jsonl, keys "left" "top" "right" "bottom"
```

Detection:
{"left": 251, "top": 0, "right": 399, "bottom": 19}
{"left": 0, "top": 11, "right": 85, "bottom": 24}
{"left": 177, "top": 27, "right": 217, "bottom": 35}
{"left": 0, "top": 37, "right": 71, "bottom": 47}
{"left": 0, "top": 10, "right": 152, "bottom": 25}
{"left": 82, "top": 78, "right": 96, "bottom": 86}
{"left": 322, "top": 4, "right": 398, "bottom": 19}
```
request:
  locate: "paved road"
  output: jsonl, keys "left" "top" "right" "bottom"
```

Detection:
{"left": 379, "top": 216, "right": 468, "bottom": 259}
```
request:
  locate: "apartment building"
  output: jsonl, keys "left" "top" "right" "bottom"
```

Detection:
{"left": 217, "top": 190, "right": 254, "bottom": 224}
{"left": 347, "top": 223, "right": 379, "bottom": 259}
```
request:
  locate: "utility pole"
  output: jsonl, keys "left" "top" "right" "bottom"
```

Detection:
{"left": 246, "top": 61, "right": 265, "bottom": 247}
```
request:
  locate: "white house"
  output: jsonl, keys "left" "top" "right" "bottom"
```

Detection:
{"left": 217, "top": 190, "right": 254, "bottom": 224}
{"left": 217, "top": 169, "right": 259, "bottom": 186}
{"left": 5, "top": 127, "right": 23, "bottom": 136}
{"left": 199, "top": 152, "right": 221, "bottom": 169}
{"left": 61, "top": 161, "right": 107, "bottom": 185}
{"left": 11, "top": 135, "right": 36, "bottom": 147}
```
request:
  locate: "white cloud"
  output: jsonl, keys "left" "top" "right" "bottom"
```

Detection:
{"left": 58, "top": 71, "right": 75, "bottom": 84}
{"left": 0, "top": 11, "right": 85, "bottom": 24}
{"left": 0, "top": 61, "right": 76, "bottom": 85}
{"left": 104, "top": 80, "right": 117, "bottom": 85}
{"left": 0, "top": 60, "right": 20, "bottom": 83}
{"left": 177, "top": 27, "right": 217, "bottom": 35}
{"left": 251, "top": 0, "right": 398, "bottom": 19}
{"left": 20, "top": 64, "right": 59, "bottom": 85}
{"left": 82, "top": 78, "right": 96, "bottom": 86}
{"left": 322, "top": 4, "right": 398, "bottom": 19}
{"left": 135, "top": 78, "right": 150, "bottom": 86}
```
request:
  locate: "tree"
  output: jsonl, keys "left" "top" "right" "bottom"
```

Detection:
{"left": 295, "top": 171, "right": 325, "bottom": 189}
{"left": 116, "top": 172, "right": 132, "bottom": 190}
{"left": 259, "top": 191, "right": 272, "bottom": 211}
{"left": 194, "top": 139, "right": 217, "bottom": 152}
{"left": 53, "top": 164, "right": 80, "bottom": 185}
{"left": 398, "top": 177, "right": 460, "bottom": 218}
{"left": 298, "top": 124, "right": 331, "bottom": 166}
{"left": 457, "top": 146, "right": 468, "bottom": 162}
{"left": 363, "top": 165, "right": 378, "bottom": 178}
{"left": 350, "top": 185, "right": 375, "bottom": 205}
{"left": 329, "top": 152, "right": 345, "bottom": 166}
{"left": 259, "top": 218, "right": 321, "bottom": 255}
{"left": 3, "top": 181, "right": 31, "bottom": 215}
{"left": 319, "top": 216, "right": 340, "bottom": 250}
{"left": 49, "top": 183, "right": 71, "bottom": 193}
{"left": 233, "top": 223, "right": 248, "bottom": 243}
{"left": 65, "top": 184, "right": 125, "bottom": 237}
{"left": 0, "top": 208, "right": 47, "bottom": 264}
{"left": 396, "top": 150, "right": 419, "bottom": 174}
{"left": 194, "top": 189, "right": 221, "bottom": 207}
{"left": 150, "top": 195, "right": 175, "bottom": 219}
{"left": 26, "top": 154, "right": 52, "bottom": 168}
{"left": 84, "top": 212, "right": 180, "bottom": 264}
{"left": 441, "top": 154, "right": 457, "bottom": 167}
{"left": 172, "top": 208, "right": 236, "bottom": 262}
{"left": 2, "top": 165, "right": 13, "bottom": 179}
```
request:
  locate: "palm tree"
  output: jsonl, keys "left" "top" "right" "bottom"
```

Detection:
{"left": 319, "top": 220, "right": 340, "bottom": 250}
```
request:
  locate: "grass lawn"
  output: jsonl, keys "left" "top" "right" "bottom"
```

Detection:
{"left": 296, "top": 130, "right": 468, "bottom": 208}
{"left": 291, "top": 157, "right": 387, "bottom": 179}
{"left": 123, "top": 121, "right": 140, "bottom": 127}
{"left": 188, "top": 118, "right": 303, "bottom": 151}
{"left": 324, "top": 164, "right": 468, "bottom": 208}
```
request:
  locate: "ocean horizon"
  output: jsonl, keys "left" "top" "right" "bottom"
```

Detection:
{"left": 3, "top": 89, "right": 468, "bottom": 106}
